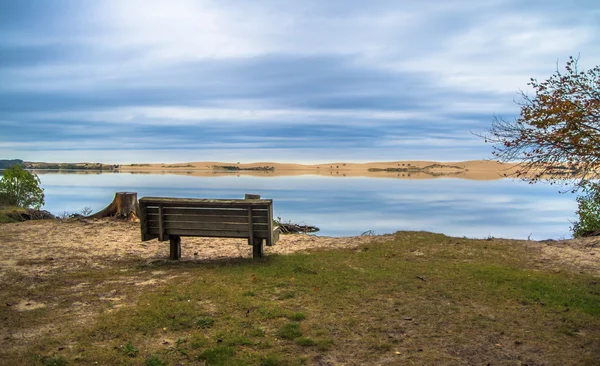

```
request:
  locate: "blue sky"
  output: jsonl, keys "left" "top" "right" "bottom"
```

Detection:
{"left": 1, "top": 0, "right": 599, "bottom": 164}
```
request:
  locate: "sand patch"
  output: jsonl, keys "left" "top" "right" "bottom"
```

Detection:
{"left": 15, "top": 300, "right": 46, "bottom": 312}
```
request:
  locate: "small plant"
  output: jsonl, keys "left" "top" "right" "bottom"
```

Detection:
{"left": 287, "top": 312, "right": 306, "bottom": 321}
{"left": 276, "top": 322, "right": 302, "bottom": 340}
{"left": 259, "top": 354, "right": 282, "bottom": 366}
{"left": 40, "top": 354, "right": 68, "bottom": 366}
{"left": 196, "top": 316, "right": 215, "bottom": 328}
{"left": 295, "top": 337, "right": 317, "bottom": 347}
{"left": 57, "top": 211, "right": 72, "bottom": 219}
{"left": 572, "top": 186, "right": 600, "bottom": 237}
{"left": 277, "top": 291, "right": 295, "bottom": 300}
{"left": 121, "top": 341, "right": 139, "bottom": 358}
{"left": 249, "top": 327, "right": 266, "bottom": 337}
{"left": 145, "top": 355, "right": 166, "bottom": 366}
{"left": 197, "top": 345, "right": 235, "bottom": 364}
{"left": 80, "top": 206, "right": 93, "bottom": 216}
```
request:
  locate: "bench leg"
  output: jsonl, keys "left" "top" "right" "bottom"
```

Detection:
{"left": 169, "top": 235, "right": 181, "bottom": 260}
{"left": 252, "top": 238, "right": 264, "bottom": 259}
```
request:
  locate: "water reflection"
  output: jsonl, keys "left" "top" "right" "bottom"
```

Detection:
{"left": 36, "top": 172, "right": 576, "bottom": 240}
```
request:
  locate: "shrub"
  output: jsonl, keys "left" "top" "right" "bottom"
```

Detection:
{"left": 0, "top": 165, "right": 44, "bottom": 209}
{"left": 572, "top": 186, "right": 600, "bottom": 237}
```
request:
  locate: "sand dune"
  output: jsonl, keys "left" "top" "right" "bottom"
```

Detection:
{"left": 117, "top": 160, "right": 519, "bottom": 180}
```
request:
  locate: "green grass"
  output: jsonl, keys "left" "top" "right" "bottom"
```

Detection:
{"left": 276, "top": 322, "right": 303, "bottom": 340}
{"left": 1, "top": 231, "right": 599, "bottom": 365}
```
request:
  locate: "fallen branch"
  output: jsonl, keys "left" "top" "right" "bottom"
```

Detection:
{"left": 275, "top": 218, "right": 319, "bottom": 234}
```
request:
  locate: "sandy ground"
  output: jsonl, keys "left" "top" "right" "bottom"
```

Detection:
{"left": 1, "top": 219, "right": 598, "bottom": 282}
{"left": 0, "top": 219, "right": 391, "bottom": 281}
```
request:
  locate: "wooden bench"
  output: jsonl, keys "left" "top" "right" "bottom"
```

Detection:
{"left": 139, "top": 196, "right": 280, "bottom": 259}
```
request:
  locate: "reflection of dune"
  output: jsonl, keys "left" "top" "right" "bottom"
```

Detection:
{"left": 109, "top": 160, "right": 518, "bottom": 181}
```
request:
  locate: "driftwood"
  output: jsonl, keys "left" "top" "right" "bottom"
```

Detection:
{"left": 6, "top": 209, "right": 56, "bottom": 221}
{"left": 276, "top": 221, "right": 320, "bottom": 234}
{"left": 87, "top": 192, "right": 140, "bottom": 220}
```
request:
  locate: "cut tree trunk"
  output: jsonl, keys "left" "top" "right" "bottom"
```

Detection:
{"left": 88, "top": 192, "right": 140, "bottom": 220}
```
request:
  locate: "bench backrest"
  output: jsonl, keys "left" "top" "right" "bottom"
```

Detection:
{"left": 139, "top": 197, "right": 275, "bottom": 243}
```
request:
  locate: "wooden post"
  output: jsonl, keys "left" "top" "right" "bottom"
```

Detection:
{"left": 158, "top": 204, "right": 165, "bottom": 241}
{"left": 139, "top": 201, "right": 148, "bottom": 241}
{"left": 246, "top": 194, "right": 259, "bottom": 246}
{"left": 267, "top": 200, "right": 274, "bottom": 247}
{"left": 253, "top": 238, "right": 264, "bottom": 259}
{"left": 247, "top": 206, "right": 254, "bottom": 246}
{"left": 169, "top": 235, "right": 181, "bottom": 260}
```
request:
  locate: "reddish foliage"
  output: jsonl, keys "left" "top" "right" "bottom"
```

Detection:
{"left": 481, "top": 56, "right": 600, "bottom": 191}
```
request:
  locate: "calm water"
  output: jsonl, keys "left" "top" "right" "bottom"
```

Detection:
{"left": 36, "top": 172, "right": 577, "bottom": 240}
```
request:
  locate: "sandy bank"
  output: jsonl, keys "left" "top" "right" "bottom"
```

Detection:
{"left": 116, "top": 160, "right": 517, "bottom": 180}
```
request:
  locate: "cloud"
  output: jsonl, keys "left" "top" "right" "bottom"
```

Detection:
{"left": 1, "top": 0, "right": 599, "bottom": 162}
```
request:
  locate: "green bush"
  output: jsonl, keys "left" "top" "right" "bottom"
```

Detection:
{"left": 572, "top": 186, "right": 600, "bottom": 238}
{"left": 0, "top": 165, "right": 44, "bottom": 209}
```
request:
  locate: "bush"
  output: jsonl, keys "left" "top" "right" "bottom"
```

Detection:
{"left": 572, "top": 186, "right": 600, "bottom": 238}
{"left": 0, "top": 165, "right": 44, "bottom": 209}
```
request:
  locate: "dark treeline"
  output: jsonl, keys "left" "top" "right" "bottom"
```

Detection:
{"left": 0, "top": 159, "right": 23, "bottom": 169}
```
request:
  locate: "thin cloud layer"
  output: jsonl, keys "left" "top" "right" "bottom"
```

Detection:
{"left": 1, "top": 0, "right": 598, "bottom": 163}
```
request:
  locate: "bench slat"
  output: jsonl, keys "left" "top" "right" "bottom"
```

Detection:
{"left": 145, "top": 207, "right": 269, "bottom": 218}
{"left": 147, "top": 227, "right": 271, "bottom": 239}
{"left": 141, "top": 197, "right": 272, "bottom": 208}
{"left": 147, "top": 214, "right": 268, "bottom": 224}
{"left": 147, "top": 220, "right": 268, "bottom": 231}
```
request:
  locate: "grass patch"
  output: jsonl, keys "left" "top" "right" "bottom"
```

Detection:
{"left": 1, "top": 231, "right": 599, "bottom": 365}
{"left": 295, "top": 337, "right": 316, "bottom": 346}
{"left": 196, "top": 316, "right": 215, "bottom": 328}
{"left": 276, "top": 322, "right": 303, "bottom": 340}
{"left": 287, "top": 312, "right": 306, "bottom": 321}
{"left": 197, "top": 345, "right": 236, "bottom": 365}
{"left": 39, "top": 354, "right": 68, "bottom": 366}
{"left": 144, "top": 354, "right": 166, "bottom": 366}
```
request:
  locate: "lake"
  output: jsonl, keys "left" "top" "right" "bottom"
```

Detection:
{"left": 36, "top": 172, "right": 577, "bottom": 240}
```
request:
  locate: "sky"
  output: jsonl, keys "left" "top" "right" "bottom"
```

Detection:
{"left": 1, "top": 0, "right": 599, "bottom": 164}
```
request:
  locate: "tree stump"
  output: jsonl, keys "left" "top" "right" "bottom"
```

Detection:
{"left": 88, "top": 192, "right": 140, "bottom": 220}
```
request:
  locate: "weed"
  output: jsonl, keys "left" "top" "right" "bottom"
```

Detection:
{"left": 144, "top": 354, "right": 166, "bottom": 366}
{"left": 249, "top": 327, "right": 266, "bottom": 337}
{"left": 287, "top": 312, "right": 306, "bottom": 321}
{"left": 121, "top": 341, "right": 139, "bottom": 358}
{"left": 259, "top": 354, "right": 282, "bottom": 366}
{"left": 295, "top": 337, "right": 316, "bottom": 347}
{"left": 196, "top": 316, "right": 215, "bottom": 328}
{"left": 276, "top": 322, "right": 302, "bottom": 340}
{"left": 40, "top": 354, "right": 68, "bottom": 366}
{"left": 277, "top": 290, "right": 296, "bottom": 300}
{"left": 197, "top": 345, "right": 235, "bottom": 365}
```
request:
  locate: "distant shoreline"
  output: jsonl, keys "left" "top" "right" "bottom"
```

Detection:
{"left": 20, "top": 160, "right": 518, "bottom": 180}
